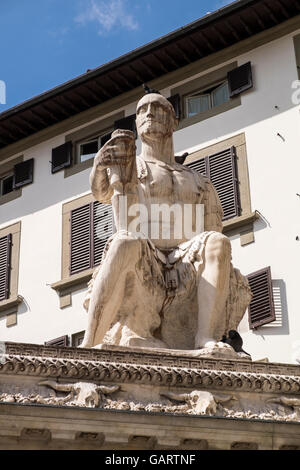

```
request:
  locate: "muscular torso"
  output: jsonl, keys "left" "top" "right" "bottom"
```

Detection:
{"left": 138, "top": 160, "right": 206, "bottom": 250}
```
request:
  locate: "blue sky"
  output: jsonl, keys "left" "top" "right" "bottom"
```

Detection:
{"left": 0, "top": 0, "right": 233, "bottom": 112}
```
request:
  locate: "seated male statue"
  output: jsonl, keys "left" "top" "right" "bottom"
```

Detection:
{"left": 81, "top": 91, "right": 252, "bottom": 351}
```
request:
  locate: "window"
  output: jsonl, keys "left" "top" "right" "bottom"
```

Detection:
{"left": 0, "top": 174, "right": 14, "bottom": 196}
{"left": 0, "top": 234, "right": 11, "bottom": 301}
{"left": 185, "top": 81, "right": 230, "bottom": 118}
{"left": 247, "top": 267, "right": 276, "bottom": 329}
{"left": 72, "top": 331, "right": 85, "bottom": 347}
{"left": 0, "top": 222, "right": 22, "bottom": 326}
{"left": 51, "top": 194, "right": 114, "bottom": 308}
{"left": 77, "top": 131, "right": 112, "bottom": 164}
{"left": 170, "top": 61, "right": 253, "bottom": 130}
{"left": 0, "top": 156, "right": 34, "bottom": 205}
{"left": 63, "top": 111, "right": 125, "bottom": 178}
{"left": 70, "top": 201, "right": 113, "bottom": 275}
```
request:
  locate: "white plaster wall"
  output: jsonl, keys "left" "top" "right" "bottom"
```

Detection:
{"left": 0, "top": 30, "right": 299, "bottom": 364}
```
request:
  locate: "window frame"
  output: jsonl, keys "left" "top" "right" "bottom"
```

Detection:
{"left": 185, "top": 80, "right": 230, "bottom": 119}
{"left": 0, "top": 172, "right": 14, "bottom": 197}
{"left": 51, "top": 193, "right": 114, "bottom": 308}
{"left": 76, "top": 128, "right": 113, "bottom": 165}
{"left": 0, "top": 156, "right": 23, "bottom": 206}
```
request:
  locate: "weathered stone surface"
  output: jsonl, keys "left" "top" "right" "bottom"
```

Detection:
{"left": 1, "top": 342, "right": 300, "bottom": 449}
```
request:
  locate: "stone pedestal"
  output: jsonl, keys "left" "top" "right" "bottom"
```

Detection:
{"left": 1, "top": 342, "right": 300, "bottom": 450}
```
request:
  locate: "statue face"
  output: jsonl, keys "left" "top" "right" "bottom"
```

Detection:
{"left": 136, "top": 94, "right": 177, "bottom": 140}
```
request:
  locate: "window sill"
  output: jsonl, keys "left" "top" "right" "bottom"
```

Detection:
{"left": 51, "top": 268, "right": 95, "bottom": 308}
{"left": 51, "top": 268, "right": 95, "bottom": 294}
{"left": 177, "top": 96, "right": 241, "bottom": 131}
{"left": 0, "top": 189, "right": 22, "bottom": 206}
{"left": 64, "top": 159, "right": 94, "bottom": 178}
{"left": 0, "top": 296, "right": 22, "bottom": 314}
{"left": 223, "top": 211, "right": 259, "bottom": 233}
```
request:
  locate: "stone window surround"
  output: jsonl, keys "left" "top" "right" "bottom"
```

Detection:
{"left": 171, "top": 62, "right": 241, "bottom": 130}
{"left": 63, "top": 111, "right": 125, "bottom": 178}
{"left": 0, "top": 221, "right": 22, "bottom": 327}
{"left": 52, "top": 132, "right": 258, "bottom": 308}
{"left": 0, "top": 155, "right": 23, "bottom": 206}
{"left": 185, "top": 132, "right": 258, "bottom": 246}
{"left": 51, "top": 192, "right": 97, "bottom": 309}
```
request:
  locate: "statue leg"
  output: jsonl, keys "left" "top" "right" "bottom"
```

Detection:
{"left": 195, "top": 232, "right": 231, "bottom": 348}
{"left": 81, "top": 233, "right": 145, "bottom": 348}
{"left": 81, "top": 232, "right": 166, "bottom": 348}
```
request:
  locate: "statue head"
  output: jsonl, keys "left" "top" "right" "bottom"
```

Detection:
{"left": 136, "top": 93, "right": 178, "bottom": 143}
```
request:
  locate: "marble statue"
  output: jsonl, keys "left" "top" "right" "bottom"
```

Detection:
{"left": 81, "top": 91, "right": 252, "bottom": 351}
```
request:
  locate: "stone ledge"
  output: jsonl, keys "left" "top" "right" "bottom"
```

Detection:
{"left": 223, "top": 211, "right": 259, "bottom": 233}
{"left": 3, "top": 342, "right": 300, "bottom": 377}
{"left": 50, "top": 268, "right": 94, "bottom": 294}
{"left": 1, "top": 342, "right": 300, "bottom": 434}
{"left": 0, "top": 296, "right": 22, "bottom": 314}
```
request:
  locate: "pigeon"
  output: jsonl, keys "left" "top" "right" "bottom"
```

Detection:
{"left": 175, "top": 152, "right": 189, "bottom": 165}
{"left": 143, "top": 84, "right": 161, "bottom": 95}
{"left": 222, "top": 330, "right": 251, "bottom": 356}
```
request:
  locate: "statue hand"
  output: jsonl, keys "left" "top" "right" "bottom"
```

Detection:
{"left": 95, "top": 130, "right": 136, "bottom": 170}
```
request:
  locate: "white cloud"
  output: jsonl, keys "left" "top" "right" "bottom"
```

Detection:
{"left": 75, "top": 0, "right": 139, "bottom": 34}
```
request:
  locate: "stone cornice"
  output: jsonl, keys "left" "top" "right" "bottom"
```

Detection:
{"left": 1, "top": 342, "right": 300, "bottom": 395}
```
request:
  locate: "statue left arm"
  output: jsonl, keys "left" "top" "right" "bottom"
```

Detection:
{"left": 203, "top": 179, "right": 224, "bottom": 233}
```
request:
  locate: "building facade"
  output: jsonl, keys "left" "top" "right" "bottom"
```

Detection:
{"left": 0, "top": 0, "right": 300, "bottom": 364}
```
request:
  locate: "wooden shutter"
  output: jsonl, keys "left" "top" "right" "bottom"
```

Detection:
{"left": 70, "top": 201, "right": 113, "bottom": 275}
{"left": 51, "top": 141, "right": 72, "bottom": 173}
{"left": 186, "top": 147, "right": 240, "bottom": 220}
{"left": 114, "top": 114, "right": 137, "bottom": 138}
{"left": 227, "top": 62, "right": 253, "bottom": 98}
{"left": 13, "top": 159, "right": 34, "bottom": 188}
{"left": 70, "top": 204, "right": 92, "bottom": 275}
{"left": 45, "top": 335, "right": 69, "bottom": 347}
{"left": 0, "top": 234, "right": 12, "bottom": 301}
{"left": 100, "top": 132, "right": 112, "bottom": 147}
{"left": 93, "top": 202, "right": 113, "bottom": 266}
{"left": 168, "top": 94, "right": 181, "bottom": 120}
{"left": 208, "top": 147, "right": 240, "bottom": 220}
{"left": 186, "top": 157, "right": 207, "bottom": 176}
{"left": 247, "top": 267, "right": 276, "bottom": 329}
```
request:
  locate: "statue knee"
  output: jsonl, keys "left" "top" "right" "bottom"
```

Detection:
{"left": 205, "top": 233, "right": 231, "bottom": 265}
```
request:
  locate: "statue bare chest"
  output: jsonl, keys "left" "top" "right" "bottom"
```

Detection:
{"left": 145, "top": 162, "right": 202, "bottom": 205}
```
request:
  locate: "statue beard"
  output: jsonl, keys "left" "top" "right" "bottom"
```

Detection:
{"left": 138, "top": 122, "right": 173, "bottom": 144}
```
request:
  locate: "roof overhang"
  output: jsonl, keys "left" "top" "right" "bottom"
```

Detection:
{"left": 0, "top": 0, "right": 300, "bottom": 150}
